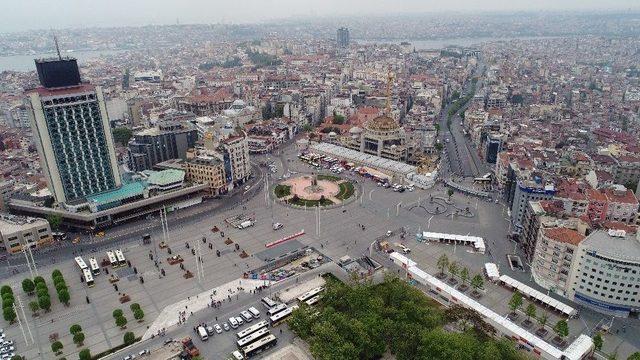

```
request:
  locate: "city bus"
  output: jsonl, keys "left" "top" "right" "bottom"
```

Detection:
{"left": 304, "top": 295, "right": 321, "bottom": 306}
{"left": 89, "top": 257, "right": 100, "bottom": 276}
{"left": 296, "top": 286, "right": 324, "bottom": 303}
{"left": 266, "top": 303, "right": 287, "bottom": 317}
{"left": 261, "top": 297, "right": 278, "bottom": 309}
{"left": 269, "top": 305, "right": 298, "bottom": 326}
{"left": 236, "top": 327, "right": 270, "bottom": 348}
{"left": 236, "top": 320, "right": 268, "bottom": 340}
{"left": 74, "top": 256, "right": 88, "bottom": 271}
{"left": 115, "top": 249, "right": 126, "bottom": 266}
{"left": 106, "top": 251, "right": 118, "bottom": 268}
{"left": 241, "top": 334, "right": 277, "bottom": 358}
{"left": 82, "top": 268, "right": 94, "bottom": 287}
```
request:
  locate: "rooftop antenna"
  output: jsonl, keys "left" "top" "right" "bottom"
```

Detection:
{"left": 53, "top": 34, "right": 62, "bottom": 60}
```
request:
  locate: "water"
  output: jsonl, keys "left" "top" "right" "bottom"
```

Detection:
{"left": 0, "top": 49, "right": 127, "bottom": 72}
{"left": 355, "top": 36, "right": 559, "bottom": 50}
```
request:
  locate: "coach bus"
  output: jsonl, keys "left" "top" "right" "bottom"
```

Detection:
{"left": 89, "top": 257, "right": 100, "bottom": 276}
{"left": 296, "top": 286, "right": 324, "bottom": 303}
{"left": 304, "top": 295, "right": 321, "bottom": 306}
{"left": 236, "top": 320, "right": 268, "bottom": 340}
{"left": 82, "top": 268, "right": 94, "bottom": 287}
{"left": 236, "top": 327, "right": 270, "bottom": 348}
{"left": 115, "top": 249, "right": 126, "bottom": 266}
{"left": 74, "top": 256, "right": 88, "bottom": 271}
{"left": 269, "top": 305, "right": 298, "bottom": 326}
{"left": 261, "top": 297, "right": 278, "bottom": 309}
{"left": 241, "top": 334, "right": 277, "bottom": 358}
{"left": 106, "top": 251, "right": 118, "bottom": 268}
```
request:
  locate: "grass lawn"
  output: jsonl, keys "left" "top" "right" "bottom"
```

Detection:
{"left": 274, "top": 184, "right": 291, "bottom": 198}
{"left": 288, "top": 196, "right": 334, "bottom": 207}
{"left": 316, "top": 174, "right": 341, "bottom": 182}
{"left": 336, "top": 181, "right": 355, "bottom": 200}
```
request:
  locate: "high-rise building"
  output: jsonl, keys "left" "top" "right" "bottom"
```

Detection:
{"left": 337, "top": 27, "right": 350, "bottom": 48}
{"left": 25, "top": 57, "right": 121, "bottom": 204}
{"left": 128, "top": 121, "right": 198, "bottom": 172}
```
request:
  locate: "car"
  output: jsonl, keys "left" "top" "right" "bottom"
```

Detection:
{"left": 163, "top": 338, "right": 174, "bottom": 346}
{"left": 272, "top": 222, "right": 283, "bottom": 230}
{"left": 1, "top": 347, "right": 14, "bottom": 352}
{"left": 386, "top": 231, "right": 392, "bottom": 237}
{"left": 222, "top": 322, "right": 230, "bottom": 331}
{"left": 123, "top": 355, "right": 136, "bottom": 360}
{"left": 206, "top": 325, "right": 215, "bottom": 336}
{"left": 231, "top": 350, "right": 245, "bottom": 360}
{"left": 235, "top": 316, "right": 244, "bottom": 326}
{"left": 244, "top": 185, "right": 250, "bottom": 191}
{"left": 240, "top": 310, "right": 253, "bottom": 322}
{"left": 138, "top": 349, "right": 150, "bottom": 356}
{"left": 214, "top": 324, "right": 222, "bottom": 334}
{"left": 399, "top": 245, "right": 411, "bottom": 254}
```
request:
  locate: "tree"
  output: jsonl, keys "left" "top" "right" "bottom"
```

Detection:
{"left": 593, "top": 332, "right": 603, "bottom": 351}
{"left": 36, "top": 282, "right": 48, "bottom": 294}
{"left": 302, "top": 124, "right": 313, "bottom": 132}
{"left": 447, "top": 188, "right": 454, "bottom": 199}
{"left": 124, "top": 331, "right": 136, "bottom": 345}
{"left": 3, "top": 307, "right": 16, "bottom": 322}
{"left": 448, "top": 261, "right": 459, "bottom": 277}
{"left": 58, "top": 289, "right": 70, "bottom": 305}
{"left": 46, "top": 214, "right": 62, "bottom": 231}
{"left": 133, "top": 308, "right": 144, "bottom": 321}
{"left": 0, "top": 285, "right": 12, "bottom": 296}
{"left": 22, "top": 279, "right": 35, "bottom": 295}
{"left": 460, "top": 267, "right": 469, "bottom": 285}
{"left": 73, "top": 332, "right": 85, "bottom": 346}
{"left": 508, "top": 292, "right": 523, "bottom": 313}
{"left": 52, "top": 269, "right": 63, "bottom": 278}
{"left": 70, "top": 324, "right": 82, "bottom": 335}
{"left": 628, "top": 352, "right": 640, "bottom": 360}
{"left": 435, "top": 142, "right": 444, "bottom": 151}
{"left": 78, "top": 349, "right": 91, "bottom": 360}
{"left": 525, "top": 303, "right": 536, "bottom": 321}
{"left": 553, "top": 319, "right": 569, "bottom": 339}
{"left": 436, "top": 254, "right": 449, "bottom": 275}
{"left": 130, "top": 303, "right": 141, "bottom": 312}
{"left": 112, "top": 127, "right": 133, "bottom": 146}
{"left": 471, "top": 274, "right": 484, "bottom": 291}
{"left": 51, "top": 340, "right": 63, "bottom": 354}
{"left": 29, "top": 301, "right": 39, "bottom": 314}
{"left": 55, "top": 282, "right": 67, "bottom": 293}
{"left": 38, "top": 295, "right": 51, "bottom": 312}
{"left": 113, "top": 309, "right": 123, "bottom": 318}
{"left": 2, "top": 297, "right": 14, "bottom": 310}
{"left": 538, "top": 312, "right": 548, "bottom": 328}
{"left": 115, "top": 315, "right": 128, "bottom": 328}
{"left": 33, "top": 276, "right": 45, "bottom": 286}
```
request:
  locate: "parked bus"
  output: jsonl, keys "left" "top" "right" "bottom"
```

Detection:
{"left": 74, "top": 256, "right": 88, "bottom": 271}
{"left": 82, "top": 268, "right": 94, "bottom": 287}
{"left": 297, "top": 286, "right": 324, "bottom": 303}
{"left": 89, "top": 257, "right": 100, "bottom": 276}
{"left": 236, "top": 320, "right": 268, "bottom": 340}
{"left": 269, "top": 305, "right": 298, "bottom": 326}
{"left": 304, "top": 295, "right": 321, "bottom": 306}
{"left": 266, "top": 303, "right": 287, "bottom": 317}
{"left": 115, "top": 249, "right": 126, "bottom": 266}
{"left": 236, "top": 327, "right": 270, "bottom": 348}
{"left": 261, "top": 297, "right": 278, "bottom": 309}
{"left": 106, "top": 251, "right": 118, "bottom": 268}
{"left": 241, "top": 334, "right": 277, "bottom": 358}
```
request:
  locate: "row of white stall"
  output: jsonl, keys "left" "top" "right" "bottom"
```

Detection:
{"left": 389, "top": 252, "right": 592, "bottom": 360}
{"left": 417, "top": 231, "right": 486, "bottom": 254}
{"left": 498, "top": 275, "right": 577, "bottom": 318}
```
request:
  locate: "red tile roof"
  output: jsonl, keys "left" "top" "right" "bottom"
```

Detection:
{"left": 543, "top": 227, "right": 585, "bottom": 246}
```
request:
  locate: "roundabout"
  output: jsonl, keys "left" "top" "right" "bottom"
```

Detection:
{"left": 274, "top": 174, "right": 356, "bottom": 207}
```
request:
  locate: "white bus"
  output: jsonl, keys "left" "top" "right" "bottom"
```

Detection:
{"left": 269, "top": 305, "right": 298, "bottom": 326}
{"left": 241, "top": 334, "right": 277, "bottom": 358}
{"left": 115, "top": 249, "right": 126, "bottom": 266}
{"left": 82, "top": 268, "right": 94, "bottom": 287}
{"left": 297, "top": 286, "right": 324, "bottom": 303}
{"left": 261, "top": 297, "right": 278, "bottom": 309}
{"left": 304, "top": 295, "right": 321, "bottom": 306}
{"left": 106, "top": 251, "right": 118, "bottom": 268}
{"left": 236, "top": 320, "right": 268, "bottom": 340}
{"left": 266, "top": 303, "right": 287, "bottom": 317}
{"left": 74, "top": 256, "right": 88, "bottom": 271}
{"left": 236, "top": 327, "right": 269, "bottom": 348}
{"left": 89, "top": 257, "right": 100, "bottom": 276}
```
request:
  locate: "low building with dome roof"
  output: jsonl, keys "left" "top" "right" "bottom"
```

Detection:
{"left": 340, "top": 113, "right": 408, "bottom": 162}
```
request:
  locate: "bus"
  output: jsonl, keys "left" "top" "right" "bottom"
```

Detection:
{"left": 74, "top": 256, "right": 88, "bottom": 271}
{"left": 115, "top": 249, "right": 126, "bottom": 266}
{"left": 266, "top": 303, "right": 287, "bottom": 317}
{"left": 269, "top": 305, "right": 298, "bottom": 326}
{"left": 241, "top": 334, "right": 277, "bottom": 358}
{"left": 261, "top": 297, "right": 278, "bottom": 309}
{"left": 89, "top": 257, "right": 100, "bottom": 276}
{"left": 304, "top": 295, "right": 321, "bottom": 306}
{"left": 236, "top": 328, "right": 270, "bottom": 348}
{"left": 106, "top": 251, "right": 118, "bottom": 268}
{"left": 236, "top": 320, "right": 268, "bottom": 340}
{"left": 82, "top": 268, "right": 94, "bottom": 287}
{"left": 297, "top": 286, "right": 324, "bottom": 303}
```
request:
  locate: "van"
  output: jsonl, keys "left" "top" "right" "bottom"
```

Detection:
{"left": 240, "top": 311, "right": 253, "bottom": 322}
{"left": 248, "top": 306, "right": 260, "bottom": 318}
{"left": 229, "top": 317, "right": 239, "bottom": 329}
{"left": 231, "top": 351, "right": 245, "bottom": 360}
{"left": 235, "top": 316, "right": 244, "bottom": 326}
{"left": 197, "top": 326, "right": 208, "bottom": 341}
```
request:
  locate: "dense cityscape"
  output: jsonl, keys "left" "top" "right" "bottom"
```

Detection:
{"left": 0, "top": 5, "right": 639, "bottom": 360}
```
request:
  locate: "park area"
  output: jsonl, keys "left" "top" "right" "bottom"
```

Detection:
{"left": 275, "top": 174, "right": 356, "bottom": 207}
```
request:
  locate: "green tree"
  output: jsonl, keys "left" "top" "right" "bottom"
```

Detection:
{"left": 112, "top": 127, "right": 133, "bottom": 146}
{"left": 73, "top": 332, "right": 85, "bottom": 346}
{"left": 460, "top": 267, "right": 469, "bottom": 285}
{"left": 124, "top": 331, "right": 136, "bottom": 345}
{"left": 70, "top": 324, "right": 82, "bottom": 335}
{"left": 33, "top": 276, "right": 45, "bottom": 286}
{"left": 538, "top": 312, "right": 548, "bottom": 328}
{"left": 36, "top": 282, "right": 48, "bottom": 293}
{"left": 471, "top": 274, "right": 484, "bottom": 291}
{"left": 52, "top": 269, "right": 63, "bottom": 278}
{"left": 55, "top": 282, "right": 67, "bottom": 293}
{"left": 22, "top": 278, "right": 35, "bottom": 295}
{"left": 133, "top": 308, "right": 144, "bottom": 321}
{"left": 448, "top": 261, "right": 459, "bottom": 277}
{"left": 58, "top": 289, "right": 70, "bottom": 305}
{"left": 130, "top": 303, "right": 141, "bottom": 311}
{"left": 78, "top": 348, "right": 91, "bottom": 360}
{"left": 593, "top": 332, "right": 603, "bottom": 351}
{"left": 435, "top": 142, "right": 444, "bottom": 151}
{"left": 508, "top": 292, "right": 523, "bottom": 313}
{"left": 628, "top": 352, "right": 640, "bottom": 360}
{"left": 51, "top": 340, "right": 63, "bottom": 354}
{"left": 2, "top": 297, "right": 14, "bottom": 309}
{"left": 553, "top": 319, "right": 569, "bottom": 339}
{"left": 436, "top": 254, "right": 449, "bottom": 275}
{"left": 525, "top": 303, "right": 536, "bottom": 321}
{"left": 447, "top": 188, "right": 454, "bottom": 199}
{"left": 115, "top": 315, "right": 127, "bottom": 329}
{"left": 29, "top": 301, "right": 39, "bottom": 314}
{"left": 113, "top": 309, "right": 123, "bottom": 318}
{"left": 3, "top": 307, "right": 16, "bottom": 322}
{"left": 0, "top": 285, "right": 12, "bottom": 296}
{"left": 38, "top": 295, "right": 51, "bottom": 312}
{"left": 46, "top": 214, "right": 62, "bottom": 231}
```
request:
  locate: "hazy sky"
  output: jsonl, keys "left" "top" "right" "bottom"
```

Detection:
{"left": 2, "top": 0, "right": 638, "bottom": 33}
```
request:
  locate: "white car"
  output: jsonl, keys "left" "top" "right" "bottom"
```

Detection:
{"left": 138, "top": 349, "right": 150, "bottom": 356}
{"left": 235, "top": 316, "right": 244, "bottom": 326}
{"left": 399, "top": 244, "right": 411, "bottom": 254}
{"left": 273, "top": 222, "right": 283, "bottom": 230}
{"left": 222, "top": 322, "right": 230, "bottom": 331}
{"left": 214, "top": 324, "right": 222, "bottom": 334}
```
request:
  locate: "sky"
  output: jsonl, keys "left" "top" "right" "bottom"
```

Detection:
{"left": 1, "top": 0, "right": 639, "bottom": 33}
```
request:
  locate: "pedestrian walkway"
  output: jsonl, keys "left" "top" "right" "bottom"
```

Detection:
{"left": 142, "top": 278, "right": 270, "bottom": 340}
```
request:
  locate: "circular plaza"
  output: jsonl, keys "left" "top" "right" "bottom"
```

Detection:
{"left": 274, "top": 174, "right": 356, "bottom": 207}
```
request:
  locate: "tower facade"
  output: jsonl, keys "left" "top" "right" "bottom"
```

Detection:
{"left": 26, "top": 58, "right": 121, "bottom": 204}
{"left": 337, "top": 27, "right": 350, "bottom": 48}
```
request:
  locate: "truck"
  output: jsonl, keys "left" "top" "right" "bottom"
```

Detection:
{"left": 237, "top": 220, "right": 255, "bottom": 229}
{"left": 181, "top": 337, "right": 200, "bottom": 359}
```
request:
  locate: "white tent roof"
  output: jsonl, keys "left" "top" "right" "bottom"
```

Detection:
{"left": 310, "top": 142, "right": 416, "bottom": 175}
{"left": 421, "top": 231, "right": 486, "bottom": 252}
{"left": 499, "top": 275, "right": 576, "bottom": 317}
{"left": 484, "top": 263, "right": 500, "bottom": 280}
